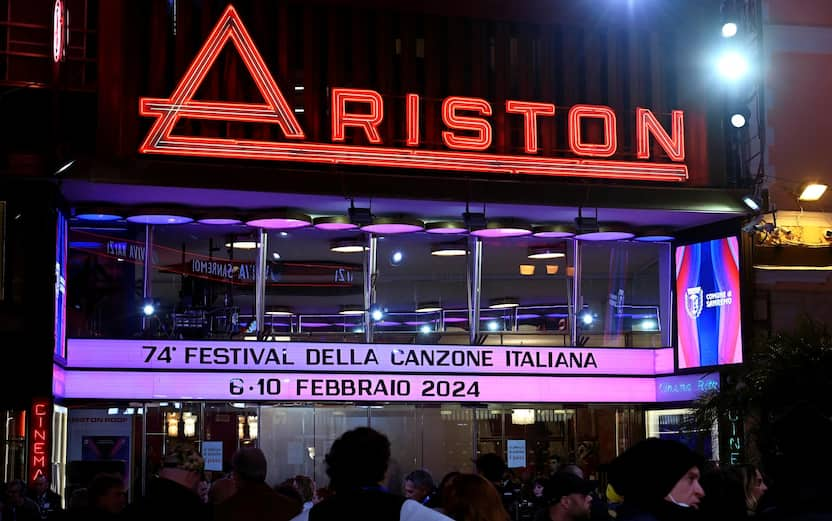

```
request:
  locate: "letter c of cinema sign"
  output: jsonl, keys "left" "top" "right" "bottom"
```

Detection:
{"left": 28, "top": 400, "right": 51, "bottom": 483}
{"left": 139, "top": 5, "right": 687, "bottom": 183}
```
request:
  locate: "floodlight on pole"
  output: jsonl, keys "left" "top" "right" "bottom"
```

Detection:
{"left": 717, "top": 50, "right": 749, "bottom": 81}
{"left": 721, "top": 22, "right": 738, "bottom": 38}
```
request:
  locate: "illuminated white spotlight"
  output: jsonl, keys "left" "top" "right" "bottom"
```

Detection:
{"left": 581, "top": 313, "right": 594, "bottom": 326}
{"left": 730, "top": 113, "right": 747, "bottom": 128}
{"left": 721, "top": 22, "right": 738, "bottom": 38}
{"left": 487, "top": 321, "right": 500, "bottom": 331}
{"left": 717, "top": 51, "right": 749, "bottom": 81}
{"left": 420, "top": 324, "right": 432, "bottom": 334}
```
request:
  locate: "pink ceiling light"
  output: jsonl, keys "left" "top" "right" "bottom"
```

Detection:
{"left": 313, "top": 215, "right": 359, "bottom": 231}
{"left": 246, "top": 209, "right": 311, "bottom": 230}
{"left": 470, "top": 219, "right": 532, "bottom": 238}
{"left": 426, "top": 221, "right": 468, "bottom": 234}
{"left": 361, "top": 215, "right": 424, "bottom": 234}
{"left": 532, "top": 224, "right": 576, "bottom": 238}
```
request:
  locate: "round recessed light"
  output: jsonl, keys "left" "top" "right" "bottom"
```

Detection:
{"left": 471, "top": 220, "right": 532, "bottom": 238}
{"left": 199, "top": 218, "right": 243, "bottom": 225}
{"left": 127, "top": 214, "right": 193, "bottom": 225}
{"left": 431, "top": 242, "right": 468, "bottom": 257}
{"left": 313, "top": 215, "right": 358, "bottom": 231}
{"left": 361, "top": 215, "right": 424, "bottom": 234}
{"left": 330, "top": 238, "right": 367, "bottom": 253}
{"left": 527, "top": 246, "right": 567, "bottom": 260}
{"left": 575, "top": 223, "right": 634, "bottom": 241}
{"left": 339, "top": 305, "right": 365, "bottom": 316}
{"left": 196, "top": 208, "right": 242, "bottom": 225}
{"left": 415, "top": 302, "right": 442, "bottom": 313}
{"left": 246, "top": 210, "right": 311, "bottom": 230}
{"left": 76, "top": 213, "right": 123, "bottom": 222}
{"left": 532, "top": 225, "right": 576, "bottom": 238}
{"left": 634, "top": 227, "right": 675, "bottom": 242}
{"left": 225, "top": 241, "right": 260, "bottom": 250}
{"left": 489, "top": 298, "right": 519, "bottom": 309}
{"left": 426, "top": 221, "right": 468, "bottom": 234}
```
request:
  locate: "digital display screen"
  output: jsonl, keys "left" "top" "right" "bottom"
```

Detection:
{"left": 675, "top": 236, "right": 742, "bottom": 369}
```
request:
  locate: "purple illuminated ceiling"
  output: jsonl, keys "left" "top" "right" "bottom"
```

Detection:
{"left": 61, "top": 180, "right": 743, "bottom": 229}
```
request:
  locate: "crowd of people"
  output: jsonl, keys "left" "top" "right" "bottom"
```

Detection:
{"left": 0, "top": 429, "right": 827, "bottom": 521}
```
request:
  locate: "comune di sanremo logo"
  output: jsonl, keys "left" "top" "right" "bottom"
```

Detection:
{"left": 685, "top": 286, "right": 704, "bottom": 319}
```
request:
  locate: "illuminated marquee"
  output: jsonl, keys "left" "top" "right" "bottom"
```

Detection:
{"left": 139, "top": 5, "right": 688, "bottom": 183}
{"left": 28, "top": 399, "right": 51, "bottom": 483}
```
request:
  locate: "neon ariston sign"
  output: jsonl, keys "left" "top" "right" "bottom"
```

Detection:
{"left": 139, "top": 5, "right": 687, "bottom": 183}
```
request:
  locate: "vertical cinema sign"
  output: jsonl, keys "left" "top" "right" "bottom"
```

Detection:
{"left": 28, "top": 399, "right": 51, "bottom": 483}
{"left": 140, "top": 5, "right": 688, "bottom": 183}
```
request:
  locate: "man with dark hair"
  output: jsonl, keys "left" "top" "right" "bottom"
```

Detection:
{"left": 28, "top": 476, "right": 62, "bottom": 520}
{"left": 474, "top": 453, "right": 517, "bottom": 516}
{"left": 543, "top": 472, "right": 594, "bottom": 521}
{"left": 214, "top": 447, "right": 301, "bottom": 521}
{"left": 404, "top": 470, "right": 435, "bottom": 505}
{"left": 291, "top": 427, "right": 450, "bottom": 521}
{"left": 3, "top": 480, "right": 41, "bottom": 521}
{"left": 126, "top": 442, "right": 207, "bottom": 521}
{"left": 608, "top": 438, "right": 705, "bottom": 521}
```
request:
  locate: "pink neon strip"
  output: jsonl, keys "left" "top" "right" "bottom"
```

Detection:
{"left": 61, "top": 370, "right": 658, "bottom": 403}
{"left": 66, "top": 339, "right": 671, "bottom": 376}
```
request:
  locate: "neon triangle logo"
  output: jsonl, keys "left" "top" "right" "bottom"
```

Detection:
{"left": 139, "top": 5, "right": 304, "bottom": 155}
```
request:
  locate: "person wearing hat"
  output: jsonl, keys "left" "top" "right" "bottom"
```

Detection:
{"left": 608, "top": 438, "right": 705, "bottom": 521}
{"left": 126, "top": 442, "right": 208, "bottom": 521}
{"left": 542, "top": 472, "right": 594, "bottom": 521}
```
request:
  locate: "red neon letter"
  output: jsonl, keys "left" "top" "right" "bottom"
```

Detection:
{"left": 138, "top": 4, "right": 305, "bottom": 155}
{"left": 331, "top": 88, "right": 384, "bottom": 144}
{"left": 506, "top": 100, "right": 555, "bottom": 154}
{"left": 636, "top": 108, "right": 685, "bottom": 161}
{"left": 406, "top": 93, "right": 420, "bottom": 147}
{"left": 568, "top": 105, "right": 617, "bottom": 158}
{"left": 34, "top": 404, "right": 46, "bottom": 415}
{"left": 442, "top": 97, "right": 493, "bottom": 151}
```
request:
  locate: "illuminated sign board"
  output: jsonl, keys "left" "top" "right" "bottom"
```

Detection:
{"left": 54, "top": 211, "right": 67, "bottom": 361}
{"left": 67, "top": 339, "right": 673, "bottom": 376}
{"left": 60, "top": 339, "right": 708, "bottom": 403}
{"left": 139, "top": 5, "right": 687, "bottom": 183}
{"left": 28, "top": 399, "right": 51, "bottom": 483}
{"left": 676, "top": 236, "right": 743, "bottom": 369}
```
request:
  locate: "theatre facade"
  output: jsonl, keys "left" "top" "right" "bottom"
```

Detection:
{"left": 2, "top": 0, "right": 751, "bottom": 499}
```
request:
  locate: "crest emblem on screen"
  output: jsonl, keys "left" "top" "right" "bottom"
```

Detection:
{"left": 685, "top": 286, "right": 704, "bottom": 319}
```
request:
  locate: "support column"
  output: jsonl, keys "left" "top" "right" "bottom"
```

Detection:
{"left": 570, "top": 239, "right": 581, "bottom": 346}
{"left": 141, "top": 225, "right": 154, "bottom": 331}
{"left": 255, "top": 229, "right": 269, "bottom": 339}
{"left": 468, "top": 236, "right": 482, "bottom": 345}
{"left": 363, "top": 234, "right": 378, "bottom": 343}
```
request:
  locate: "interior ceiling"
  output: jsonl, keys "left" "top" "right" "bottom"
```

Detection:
{"left": 61, "top": 180, "right": 742, "bottom": 230}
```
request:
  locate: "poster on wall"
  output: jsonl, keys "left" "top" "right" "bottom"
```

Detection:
{"left": 54, "top": 210, "right": 68, "bottom": 362}
{"left": 675, "top": 236, "right": 743, "bottom": 369}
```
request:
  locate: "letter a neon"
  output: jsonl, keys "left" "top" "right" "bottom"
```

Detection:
{"left": 139, "top": 5, "right": 304, "bottom": 155}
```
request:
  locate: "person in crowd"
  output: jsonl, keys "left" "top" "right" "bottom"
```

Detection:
{"left": 67, "top": 473, "right": 127, "bottom": 521}
{"left": 3, "top": 480, "right": 41, "bottom": 521}
{"left": 442, "top": 473, "right": 509, "bottom": 521}
{"left": 731, "top": 465, "right": 767, "bottom": 516}
{"left": 541, "top": 472, "right": 594, "bottom": 521}
{"left": 291, "top": 427, "right": 451, "bottom": 521}
{"left": 207, "top": 475, "right": 236, "bottom": 507}
{"left": 608, "top": 438, "right": 704, "bottom": 521}
{"left": 427, "top": 471, "right": 460, "bottom": 512}
{"left": 288, "top": 476, "right": 315, "bottom": 511}
{"left": 125, "top": 442, "right": 207, "bottom": 521}
{"left": 27, "top": 476, "right": 62, "bottom": 521}
{"left": 474, "top": 453, "right": 517, "bottom": 516}
{"left": 404, "top": 470, "right": 436, "bottom": 505}
{"left": 698, "top": 466, "right": 748, "bottom": 521}
{"left": 213, "top": 447, "right": 301, "bottom": 521}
